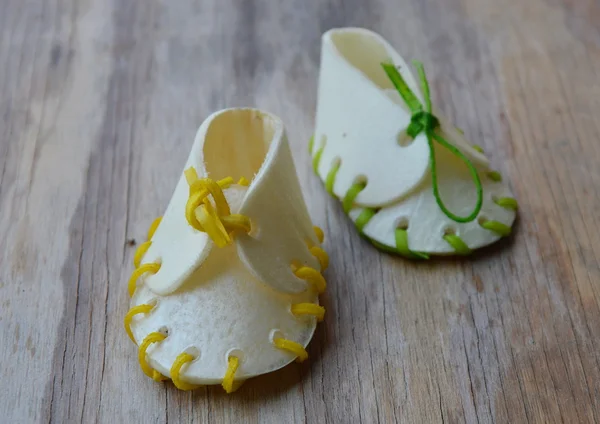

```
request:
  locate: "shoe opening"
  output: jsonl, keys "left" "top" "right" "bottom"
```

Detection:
{"left": 203, "top": 109, "right": 277, "bottom": 183}
{"left": 329, "top": 30, "right": 394, "bottom": 90}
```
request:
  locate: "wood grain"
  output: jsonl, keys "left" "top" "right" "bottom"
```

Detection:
{"left": 1, "top": 0, "right": 600, "bottom": 422}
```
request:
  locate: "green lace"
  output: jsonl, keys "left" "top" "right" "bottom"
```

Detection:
{"left": 382, "top": 61, "right": 483, "bottom": 223}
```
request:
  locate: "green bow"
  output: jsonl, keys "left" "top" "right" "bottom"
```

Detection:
{"left": 382, "top": 61, "right": 483, "bottom": 223}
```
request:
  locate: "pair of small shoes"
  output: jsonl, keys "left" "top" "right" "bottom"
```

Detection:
{"left": 125, "top": 28, "right": 517, "bottom": 391}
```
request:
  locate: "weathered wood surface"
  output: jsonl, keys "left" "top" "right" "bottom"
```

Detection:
{"left": 1, "top": 0, "right": 600, "bottom": 422}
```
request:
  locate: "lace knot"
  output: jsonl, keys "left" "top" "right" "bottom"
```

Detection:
{"left": 184, "top": 168, "right": 251, "bottom": 247}
{"left": 407, "top": 110, "right": 440, "bottom": 138}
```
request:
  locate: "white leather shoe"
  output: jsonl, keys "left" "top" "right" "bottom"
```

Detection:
{"left": 125, "top": 108, "right": 328, "bottom": 392}
{"left": 311, "top": 27, "right": 517, "bottom": 257}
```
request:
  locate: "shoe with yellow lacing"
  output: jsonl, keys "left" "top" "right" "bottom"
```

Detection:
{"left": 125, "top": 109, "right": 328, "bottom": 392}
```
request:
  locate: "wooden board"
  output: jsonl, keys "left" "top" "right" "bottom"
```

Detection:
{"left": 1, "top": 0, "right": 600, "bottom": 422}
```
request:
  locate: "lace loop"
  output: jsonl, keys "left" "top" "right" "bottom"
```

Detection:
{"left": 273, "top": 337, "right": 309, "bottom": 362}
{"left": 382, "top": 61, "right": 483, "bottom": 223}
{"left": 294, "top": 266, "right": 327, "bottom": 294}
{"left": 291, "top": 303, "right": 325, "bottom": 321}
{"left": 170, "top": 352, "right": 201, "bottom": 390}
{"left": 124, "top": 304, "right": 155, "bottom": 342}
{"left": 222, "top": 356, "right": 240, "bottom": 393}
{"left": 133, "top": 241, "right": 152, "bottom": 268}
{"left": 139, "top": 332, "right": 168, "bottom": 382}
{"left": 128, "top": 262, "right": 161, "bottom": 297}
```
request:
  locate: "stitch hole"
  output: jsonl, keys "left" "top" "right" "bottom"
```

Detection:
{"left": 352, "top": 175, "right": 368, "bottom": 188}
{"left": 396, "top": 129, "right": 413, "bottom": 147}
{"left": 319, "top": 134, "right": 327, "bottom": 149}
{"left": 395, "top": 217, "right": 409, "bottom": 230}
{"left": 152, "top": 257, "right": 163, "bottom": 271}
{"left": 289, "top": 260, "right": 310, "bottom": 292}
{"left": 486, "top": 171, "right": 502, "bottom": 182}
{"left": 183, "top": 346, "right": 200, "bottom": 359}
{"left": 142, "top": 298, "right": 159, "bottom": 314}
{"left": 289, "top": 259, "right": 302, "bottom": 272}
{"left": 443, "top": 226, "right": 457, "bottom": 236}
{"left": 269, "top": 329, "right": 285, "bottom": 344}
{"left": 145, "top": 298, "right": 159, "bottom": 308}
{"left": 226, "top": 348, "right": 244, "bottom": 362}
{"left": 247, "top": 219, "right": 260, "bottom": 238}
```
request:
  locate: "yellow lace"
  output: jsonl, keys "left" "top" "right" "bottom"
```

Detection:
{"left": 138, "top": 332, "right": 168, "bottom": 382}
{"left": 147, "top": 217, "right": 162, "bottom": 239}
{"left": 184, "top": 168, "right": 252, "bottom": 247}
{"left": 124, "top": 303, "right": 155, "bottom": 342}
{"left": 309, "top": 246, "right": 329, "bottom": 271}
{"left": 273, "top": 337, "right": 309, "bottom": 363}
{"left": 129, "top": 216, "right": 163, "bottom": 297}
{"left": 133, "top": 241, "right": 152, "bottom": 268}
{"left": 170, "top": 352, "right": 201, "bottom": 390}
{"left": 128, "top": 263, "right": 160, "bottom": 297}
{"left": 291, "top": 303, "right": 325, "bottom": 322}
{"left": 222, "top": 356, "right": 240, "bottom": 393}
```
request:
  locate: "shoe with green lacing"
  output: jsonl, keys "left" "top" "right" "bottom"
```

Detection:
{"left": 311, "top": 28, "right": 517, "bottom": 257}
